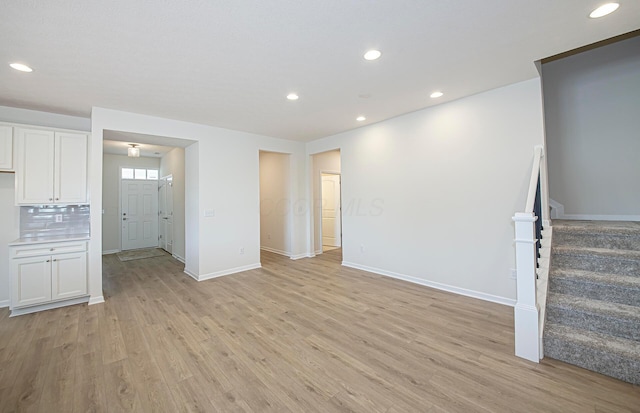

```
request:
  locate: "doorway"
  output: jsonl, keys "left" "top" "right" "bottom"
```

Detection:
{"left": 321, "top": 173, "right": 341, "bottom": 251}
{"left": 311, "top": 149, "right": 341, "bottom": 257}
{"left": 159, "top": 175, "right": 174, "bottom": 254}
{"left": 121, "top": 177, "right": 159, "bottom": 250}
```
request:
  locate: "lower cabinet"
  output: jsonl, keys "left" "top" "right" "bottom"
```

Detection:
{"left": 10, "top": 241, "right": 88, "bottom": 314}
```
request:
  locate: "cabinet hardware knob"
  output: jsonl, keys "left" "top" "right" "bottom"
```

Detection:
{"left": 49, "top": 198, "right": 53, "bottom": 201}
{"left": 50, "top": 248, "right": 55, "bottom": 251}
{"left": 52, "top": 259, "right": 57, "bottom": 262}
{"left": 46, "top": 260, "right": 50, "bottom": 262}
{"left": 55, "top": 198, "right": 59, "bottom": 201}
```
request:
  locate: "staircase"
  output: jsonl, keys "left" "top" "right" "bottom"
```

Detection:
{"left": 543, "top": 220, "right": 640, "bottom": 385}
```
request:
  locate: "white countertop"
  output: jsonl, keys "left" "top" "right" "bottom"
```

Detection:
{"left": 9, "top": 234, "right": 91, "bottom": 246}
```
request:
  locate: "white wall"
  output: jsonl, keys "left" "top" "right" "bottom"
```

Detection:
{"left": 307, "top": 78, "right": 545, "bottom": 304}
{"left": 102, "top": 154, "right": 161, "bottom": 253}
{"left": 311, "top": 150, "right": 341, "bottom": 253}
{"left": 160, "top": 147, "right": 186, "bottom": 261}
{"left": 0, "top": 106, "right": 89, "bottom": 307}
{"left": 259, "top": 151, "right": 291, "bottom": 256}
{"left": 0, "top": 173, "right": 20, "bottom": 307}
{"left": 91, "top": 107, "right": 308, "bottom": 295}
{"left": 543, "top": 36, "right": 640, "bottom": 219}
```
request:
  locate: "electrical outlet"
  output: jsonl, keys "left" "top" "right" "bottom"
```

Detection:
{"left": 204, "top": 209, "right": 215, "bottom": 217}
{"left": 55, "top": 214, "right": 63, "bottom": 223}
{"left": 360, "top": 244, "right": 365, "bottom": 253}
{"left": 267, "top": 233, "right": 271, "bottom": 239}
{"left": 239, "top": 247, "right": 245, "bottom": 255}
{"left": 510, "top": 268, "right": 517, "bottom": 279}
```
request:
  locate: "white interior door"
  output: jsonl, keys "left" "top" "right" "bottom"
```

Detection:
{"left": 158, "top": 176, "right": 174, "bottom": 254}
{"left": 121, "top": 179, "right": 159, "bottom": 250}
{"left": 321, "top": 173, "right": 341, "bottom": 247}
{"left": 158, "top": 179, "right": 167, "bottom": 250}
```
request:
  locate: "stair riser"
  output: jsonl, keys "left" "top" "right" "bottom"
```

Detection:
{"left": 552, "top": 253, "right": 640, "bottom": 277}
{"left": 553, "top": 232, "right": 640, "bottom": 251}
{"left": 548, "top": 278, "right": 640, "bottom": 307}
{"left": 543, "top": 336, "right": 640, "bottom": 385}
{"left": 546, "top": 306, "right": 639, "bottom": 341}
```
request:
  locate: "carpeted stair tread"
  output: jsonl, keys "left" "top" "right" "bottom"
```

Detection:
{"left": 552, "top": 220, "right": 640, "bottom": 250}
{"left": 552, "top": 245, "right": 640, "bottom": 261}
{"left": 549, "top": 269, "right": 640, "bottom": 306}
{"left": 546, "top": 293, "right": 640, "bottom": 340}
{"left": 544, "top": 324, "right": 640, "bottom": 385}
{"left": 545, "top": 324, "right": 640, "bottom": 360}
{"left": 550, "top": 268, "right": 640, "bottom": 288}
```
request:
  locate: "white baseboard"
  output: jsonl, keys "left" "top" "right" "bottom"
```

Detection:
{"left": 341, "top": 261, "right": 516, "bottom": 307}
{"left": 186, "top": 263, "right": 262, "bottom": 282}
{"left": 290, "top": 253, "right": 315, "bottom": 260}
{"left": 260, "top": 246, "right": 291, "bottom": 257}
{"left": 0, "top": 299, "right": 9, "bottom": 308}
{"left": 172, "top": 254, "right": 185, "bottom": 263}
{"left": 102, "top": 249, "right": 120, "bottom": 255}
{"left": 560, "top": 214, "right": 640, "bottom": 222}
{"left": 11, "top": 296, "right": 90, "bottom": 316}
{"left": 88, "top": 295, "right": 105, "bottom": 305}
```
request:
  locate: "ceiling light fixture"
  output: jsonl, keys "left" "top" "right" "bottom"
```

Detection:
{"left": 9, "top": 63, "right": 33, "bottom": 72}
{"left": 356, "top": 116, "right": 366, "bottom": 122}
{"left": 430, "top": 91, "right": 444, "bottom": 98}
{"left": 128, "top": 144, "right": 140, "bottom": 158}
{"left": 363, "top": 50, "right": 382, "bottom": 61}
{"left": 589, "top": 3, "right": 619, "bottom": 18}
{"left": 287, "top": 93, "right": 299, "bottom": 100}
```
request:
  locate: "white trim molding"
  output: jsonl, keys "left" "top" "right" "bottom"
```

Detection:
{"left": 260, "top": 246, "right": 291, "bottom": 257}
{"left": 548, "top": 199, "right": 639, "bottom": 222}
{"left": 0, "top": 299, "right": 9, "bottom": 308}
{"left": 88, "top": 295, "right": 105, "bottom": 305}
{"left": 172, "top": 254, "right": 186, "bottom": 263}
{"left": 341, "top": 261, "right": 516, "bottom": 307}
{"left": 185, "top": 263, "right": 262, "bottom": 282}
{"left": 290, "top": 253, "right": 315, "bottom": 260}
{"left": 102, "top": 249, "right": 120, "bottom": 255}
{"left": 11, "top": 296, "right": 91, "bottom": 316}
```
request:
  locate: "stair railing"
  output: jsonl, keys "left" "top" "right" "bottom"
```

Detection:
{"left": 513, "top": 145, "right": 547, "bottom": 362}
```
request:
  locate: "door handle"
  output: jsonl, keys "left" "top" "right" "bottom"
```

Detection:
{"left": 123, "top": 218, "right": 127, "bottom": 221}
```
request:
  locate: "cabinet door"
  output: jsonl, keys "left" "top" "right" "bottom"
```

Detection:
{"left": 54, "top": 132, "right": 88, "bottom": 204}
{"left": 15, "top": 128, "right": 55, "bottom": 204}
{"left": 11, "top": 256, "right": 52, "bottom": 308}
{"left": 51, "top": 252, "right": 87, "bottom": 301}
{"left": 0, "top": 126, "right": 12, "bottom": 170}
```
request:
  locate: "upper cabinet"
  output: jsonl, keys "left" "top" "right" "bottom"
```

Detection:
{"left": 15, "top": 128, "right": 88, "bottom": 205}
{"left": 0, "top": 125, "right": 13, "bottom": 170}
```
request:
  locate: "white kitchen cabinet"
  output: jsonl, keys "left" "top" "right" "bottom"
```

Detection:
{"left": 10, "top": 240, "right": 88, "bottom": 315}
{"left": 15, "top": 128, "right": 88, "bottom": 205}
{"left": 0, "top": 125, "right": 13, "bottom": 170}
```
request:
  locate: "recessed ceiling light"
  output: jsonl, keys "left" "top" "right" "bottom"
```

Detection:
{"left": 589, "top": 3, "right": 619, "bottom": 18}
{"left": 287, "top": 93, "right": 299, "bottom": 100}
{"left": 430, "top": 91, "right": 444, "bottom": 98}
{"left": 356, "top": 116, "right": 366, "bottom": 122}
{"left": 9, "top": 63, "right": 33, "bottom": 72}
{"left": 363, "top": 50, "right": 382, "bottom": 61}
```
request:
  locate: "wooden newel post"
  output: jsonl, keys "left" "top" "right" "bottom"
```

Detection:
{"left": 513, "top": 212, "right": 540, "bottom": 362}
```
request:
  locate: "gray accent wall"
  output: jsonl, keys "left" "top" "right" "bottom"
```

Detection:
{"left": 542, "top": 36, "right": 640, "bottom": 218}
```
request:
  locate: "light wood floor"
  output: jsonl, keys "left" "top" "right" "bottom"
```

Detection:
{"left": 0, "top": 249, "right": 638, "bottom": 412}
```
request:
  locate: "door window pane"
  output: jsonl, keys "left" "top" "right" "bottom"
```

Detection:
{"left": 147, "top": 169, "right": 159, "bottom": 180}
{"left": 122, "top": 168, "right": 134, "bottom": 179}
{"left": 134, "top": 169, "right": 147, "bottom": 180}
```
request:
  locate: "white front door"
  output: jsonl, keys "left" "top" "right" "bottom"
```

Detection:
{"left": 158, "top": 176, "right": 174, "bottom": 253}
{"left": 321, "top": 173, "right": 341, "bottom": 247}
{"left": 121, "top": 179, "right": 159, "bottom": 250}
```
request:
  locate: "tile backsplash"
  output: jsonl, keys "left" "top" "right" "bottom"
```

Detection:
{"left": 20, "top": 205, "right": 90, "bottom": 238}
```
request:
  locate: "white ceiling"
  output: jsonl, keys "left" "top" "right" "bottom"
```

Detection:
{"left": 1, "top": 1, "right": 639, "bottom": 142}
{"left": 103, "top": 130, "right": 194, "bottom": 157}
